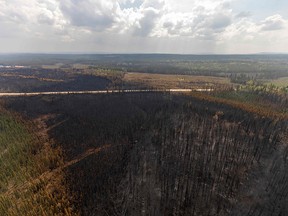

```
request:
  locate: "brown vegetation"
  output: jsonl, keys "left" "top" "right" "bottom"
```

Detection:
{"left": 123, "top": 72, "right": 231, "bottom": 89}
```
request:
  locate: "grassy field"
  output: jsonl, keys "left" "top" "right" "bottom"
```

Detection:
{"left": 123, "top": 72, "right": 231, "bottom": 89}
{"left": 267, "top": 77, "right": 288, "bottom": 87}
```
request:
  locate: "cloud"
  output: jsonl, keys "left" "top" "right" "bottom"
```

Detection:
{"left": 131, "top": 1, "right": 165, "bottom": 37}
{"left": 142, "top": 0, "right": 164, "bottom": 9}
{"left": 235, "top": 11, "right": 251, "bottom": 18}
{"left": 0, "top": 0, "right": 288, "bottom": 53}
{"left": 261, "top": 14, "right": 286, "bottom": 31}
{"left": 0, "top": 0, "right": 234, "bottom": 40}
{"left": 37, "top": 10, "right": 54, "bottom": 25}
{"left": 221, "top": 18, "right": 259, "bottom": 41}
{"left": 59, "top": 0, "right": 119, "bottom": 31}
{"left": 0, "top": 1, "right": 30, "bottom": 23}
{"left": 160, "top": 2, "right": 232, "bottom": 40}
{"left": 119, "top": 0, "right": 144, "bottom": 9}
{"left": 207, "top": 13, "right": 232, "bottom": 29}
{"left": 192, "top": 13, "right": 232, "bottom": 40}
{"left": 133, "top": 8, "right": 160, "bottom": 36}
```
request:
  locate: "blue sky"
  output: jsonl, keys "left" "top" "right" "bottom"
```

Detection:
{"left": 0, "top": 0, "right": 287, "bottom": 54}
{"left": 231, "top": 0, "right": 288, "bottom": 20}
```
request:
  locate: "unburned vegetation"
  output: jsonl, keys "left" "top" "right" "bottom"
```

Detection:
{"left": 0, "top": 104, "right": 74, "bottom": 215}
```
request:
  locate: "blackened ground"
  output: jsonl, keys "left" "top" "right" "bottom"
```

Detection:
{"left": 4, "top": 93, "right": 288, "bottom": 216}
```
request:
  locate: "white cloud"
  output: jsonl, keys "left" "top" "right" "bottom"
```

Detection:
{"left": 156, "top": 1, "right": 233, "bottom": 40}
{"left": 133, "top": 7, "right": 161, "bottom": 36}
{"left": 37, "top": 10, "right": 54, "bottom": 25}
{"left": 260, "top": 14, "right": 286, "bottom": 31}
{"left": 142, "top": 0, "right": 164, "bottom": 9}
{"left": 59, "top": 0, "right": 120, "bottom": 31}
{"left": 0, "top": 0, "right": 287, "bottom": 53}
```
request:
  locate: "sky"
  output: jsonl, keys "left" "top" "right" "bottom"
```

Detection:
{"left": 0, "top": 0, "right": 288, "bottom": 54}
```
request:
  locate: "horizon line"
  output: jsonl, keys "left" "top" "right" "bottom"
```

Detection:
{"left": 1, "top": 52, "right": 288, "bottom": 55}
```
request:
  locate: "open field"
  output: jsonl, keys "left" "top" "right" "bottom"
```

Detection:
{"left": 267, "top": 77, "right": 288, "bottom": 87}
{"left": 1, "top": 53, "right": 288, "bottom": 92}
{"left": 0, "top": 67, "right": 232, "bottom": 93}
{"left": 123, "top": 72, "right": 231, "bottom": 89}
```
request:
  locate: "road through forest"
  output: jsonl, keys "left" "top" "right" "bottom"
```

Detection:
{"left": 0, "top": 88, "right": 213, "bottom": 97}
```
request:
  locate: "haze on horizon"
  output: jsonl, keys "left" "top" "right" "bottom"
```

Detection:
{"left": 0, "top": 0, "right": 288, "bottom": 54}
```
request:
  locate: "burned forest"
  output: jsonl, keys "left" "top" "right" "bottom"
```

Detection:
{"left": 1, "top": 53, "right": 288, "bottom": 215}
{"left": 2, "top": 91, "right": 287, "bottom": 216}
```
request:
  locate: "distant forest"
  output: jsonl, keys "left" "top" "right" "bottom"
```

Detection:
{"left": 1, "top": 54, "right": 288, "bottom": 79}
